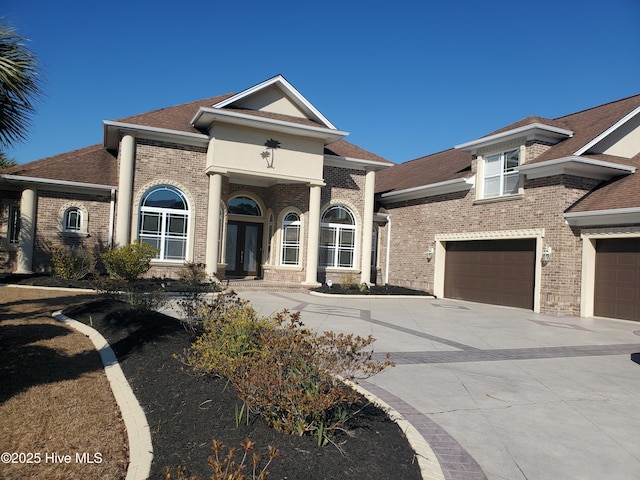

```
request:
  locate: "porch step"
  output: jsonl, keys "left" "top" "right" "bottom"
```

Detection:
{"left": 221, "top": 279, "right": 311, "bottom": 293}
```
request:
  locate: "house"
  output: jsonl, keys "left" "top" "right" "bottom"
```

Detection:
{"left": 375, "top": 93, "right": 640, "bottom": 321}
{"left": 2, "top": 76, "right": 639, "bottom": 321}
{"left": 0, "top": 75, "right": 392, "bottom": 287}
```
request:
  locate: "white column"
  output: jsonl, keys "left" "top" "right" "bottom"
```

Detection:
{"left": 360, "top": 168, "right": 376, "bottom": 284}
{"left": 303, "top": 184, "right": 322, "bottom": 286}
{"left": 205, "top": 173, "right": 222, "bottom": 277}
{"left": 115, "top": 134, "right": 135, "bottom": 247}
{"left": 16, "top": 188, "right": 36, "bottom": 273}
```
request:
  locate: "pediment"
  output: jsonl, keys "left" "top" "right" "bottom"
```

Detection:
{"left": 212, "top": 75, "right": 336, "bottom": 129}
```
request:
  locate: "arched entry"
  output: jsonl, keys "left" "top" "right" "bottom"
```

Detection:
{"left": 226, "top": 195, "right": 263, "bottom": 277}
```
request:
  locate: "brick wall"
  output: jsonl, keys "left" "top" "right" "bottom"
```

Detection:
{"left": 33, "top": 190, "right": 112, "bottom": 273}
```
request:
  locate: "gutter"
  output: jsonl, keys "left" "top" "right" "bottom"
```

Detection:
{"left": 379, "top": 176, "right": 474, "bottom": 204}
{"left": 564, "top": 207, "right": 640, "bottom": 227}
{"left": 518, "top": 156, "right": 635, "bottom": 180}
{"left": 0, "top": 174, "right": 116, "bottom": 193}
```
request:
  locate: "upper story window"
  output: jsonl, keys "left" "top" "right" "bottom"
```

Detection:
{"left": 63, "top": 207, "right": 83, "bottom": 232}
{"left": 281, "top": 211, "right": 301, "bottom": 266}
{"left": 139, "top": 186, "right": 190, "bottom": 261}
{"left": 228, "top": 196, "right": 261, "bottom": 216}
{"left": 319, "top": 205, "right": 356, "bottom": 268}
{"left": 483, "top": 148, "right": 521, "bottom": 198}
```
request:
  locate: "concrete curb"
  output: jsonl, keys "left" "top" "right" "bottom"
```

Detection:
{"left": 53, "top": 310, "right": 153, "bottom": 480}
{"left": 309, "top": 291, "right": 436, "bottom": 299}
{"left": 342, "top": 378, "right": 445, "bottom": 480}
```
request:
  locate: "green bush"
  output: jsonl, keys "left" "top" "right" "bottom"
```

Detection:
{"left": 101, "top": 241, "right": 157, "bottom": 281}
{"left": 47, "top": 242, "right": 96, "bottom": 280}
{"left": 180, "top": 292, "right": 393, "bottom": 445}
{"left": 97, "top": 242, "right": 167, "bottom": 309}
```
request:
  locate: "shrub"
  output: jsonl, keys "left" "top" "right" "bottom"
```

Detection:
{"left": 98, "top": 242, "right": 167, "bottom": 309}
{"left": 101, "top": 241, "right": 157, "bottom": 282}
{"left": 180, "top": 293, "right": 393, "bottom": 445}
{"left": 163, "top": 438, "right": 279, "bottom": 480}
{"left": 175, "top": 262, "right": 220, "bottom": 332}
{"left": 47, "top": 242, "right": 96, "bottom": 280}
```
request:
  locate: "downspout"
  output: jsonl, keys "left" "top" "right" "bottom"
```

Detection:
{"left": 108, "top": 188, "right": 116, "bottom": 248}
{"left": 383, "top": 213, "right": 391, "bottom": 285}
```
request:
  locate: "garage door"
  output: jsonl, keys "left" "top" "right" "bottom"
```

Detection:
{"left": 594, "top": 238, "right": 640, "bottom": 322}
{"left": 444, "top": 239, "right": 536, "bottom": 309}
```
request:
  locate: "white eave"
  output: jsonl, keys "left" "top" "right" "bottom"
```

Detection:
{"left": 324, "top": 154, "right": 393, "bottom": 172}
{"left": 191, "top": 108, "right": 348, "bottom": 144}
{"left": 565, "top": 207, "right": 640, "bottom": 227}
{"left": 0, "top": 174, "right": 116, "bottom": 193}
{"left": 379, "top": 176, "right": 475, "bottom": 203}
{"left": 103, "top": 121, "right": 210, "bottom": 150}
{"left": 455, "top": 123, "right": 574, "bottom": 153}
{"left": 518, "top": 156, "right": 635, "bottom": 180}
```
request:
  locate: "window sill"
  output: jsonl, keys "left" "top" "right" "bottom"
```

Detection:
{"left": 319, "top": 267, "right": 361, "bottom": 273}
{"left": 473, "top": 193, "right": 524, "bottom": 205}
{"left": 59, "top": 231, "right": 90, "bottom": 238}
{"left": 267, "top": 265, "right": 303, "bottom": 272}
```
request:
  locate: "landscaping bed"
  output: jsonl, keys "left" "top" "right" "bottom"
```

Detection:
{"left": 62, "top": 298, "right": 422, "bottom": 479}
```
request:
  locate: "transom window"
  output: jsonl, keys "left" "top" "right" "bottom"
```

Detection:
{"left": 483, "top": 149, "right": 521, "bottom": 198}
{"left": 63, "top": 207, "right": 82, "bottom": 232}
{"left": 139, "top": 186, "right": 189, "bottom": 261}
{"left": 319, "top": 206, "right": 356, "bottom": 268}
{"left": 228, "top": 196, "right": 261, "bottom": 216}
{"left": 281, "top": 211, "right": 301, "bottom": 266}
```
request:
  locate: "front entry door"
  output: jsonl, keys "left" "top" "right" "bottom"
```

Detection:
{"left": 225, "top": 221, "right": 263, "bottom": 277}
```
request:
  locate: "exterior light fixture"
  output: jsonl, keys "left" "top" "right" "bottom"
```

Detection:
{"left": 541, "top": 245, "right": 552, "bottom": 264}
{"left": 263, "top": 138, "right": 281, "bottom": 168}
{"left": 426, "top": 245, "right": 434, "bottom": 261}
{"left": 326, "top": 279, "right": 333, "bottom": 289}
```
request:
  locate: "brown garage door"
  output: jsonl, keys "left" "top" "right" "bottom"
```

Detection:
{"left": 594, "top": 238, "right": 640, "bottom": 322}
{"left": 444, "top": 239, "right": 536, "bottom": 309}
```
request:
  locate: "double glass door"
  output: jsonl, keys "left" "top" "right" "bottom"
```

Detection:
{"left": 225, "top": 221, "right": 262, "bottom": 277}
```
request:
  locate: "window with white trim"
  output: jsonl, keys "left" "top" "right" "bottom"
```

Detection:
{"left": 483, "top": 148, "right": 521, "bottom": 198}
{"left": 63, "top": 207, "right": 83, "bottom": 232}
{"left": 281, "top": 211, "right": 300, "bottom": 266}
{"left": 319, "top": 205, "right": 356, "bottom": 268}
{"left": 139, "top": 186, "right": 190, "bottom": 261}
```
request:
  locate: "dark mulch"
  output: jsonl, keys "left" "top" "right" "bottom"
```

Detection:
{"left": 312, "top": 283, "right": 432, "bottom": 296}
{"left": 61, "top": 298, "right": 423, "bottom": 480}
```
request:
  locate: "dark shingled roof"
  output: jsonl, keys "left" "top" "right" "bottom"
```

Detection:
{"left": 377, "top": 94, "right": 640, "bottom": 211}
{"left": 567, "top": 154, "right": 640, "bottom": 213}
{"left": 3, "top": 91, "right": 391, "bottom": 188}
{"left": 1, "top": 144, "right": 117, "bottom": 186}
{"left": 375, "top": 148, "right": 471, "bottom": 194}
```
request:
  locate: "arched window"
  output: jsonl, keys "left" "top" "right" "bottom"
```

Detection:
{"left": 281, "top": 211, "right": 301, "bottom": 266}
{"left": 319, "top": 205, "right": 356, "bottom": 268}
{"left": 139, "top": 186, "right": 190, "bottom": 261}
{"left": 228, "top": 196, "right": 261, "bottom": 216}
{"left": 63, "top": 207, "right": 83, "bottom": 232}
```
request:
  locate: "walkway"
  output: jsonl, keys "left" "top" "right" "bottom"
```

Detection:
{"left": 236, "top": 292, "right": 640, "bottom": 480}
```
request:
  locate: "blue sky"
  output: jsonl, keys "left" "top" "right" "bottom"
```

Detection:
{"left": 4, "top": 0, "right": 640, "bottom": 165}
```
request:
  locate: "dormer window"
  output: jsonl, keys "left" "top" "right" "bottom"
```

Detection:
{"left": 483, "top": 148, "right": 521, "bottom": 198}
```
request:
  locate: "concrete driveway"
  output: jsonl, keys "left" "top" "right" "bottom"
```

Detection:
{"left": 234, "top": 291, "right": 640, "bottom": 480}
